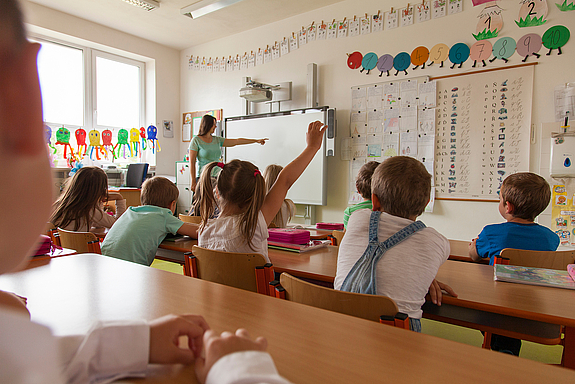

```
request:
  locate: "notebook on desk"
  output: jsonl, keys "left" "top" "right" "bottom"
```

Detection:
{"left": 494, "top": 264, "right": 575, "bottom": 290}
{"left": 268, "top": 240, "right": 330, "bottom": 253}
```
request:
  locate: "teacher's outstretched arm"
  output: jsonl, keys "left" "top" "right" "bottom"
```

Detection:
{"left": 222, "top": 138, "right": 268, "bottom": 147}
{"left": 189, "top": 149, "right": 198, "bottom": 192}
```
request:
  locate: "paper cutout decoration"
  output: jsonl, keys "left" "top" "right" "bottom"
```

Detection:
{"left": 490, "top": 37, "right": 516, "bottom": 63}
{"left": 347, "top": 52, "right": 363, "bottom": 69}
{"left": 516, "top": 0, "right": 548, "bottom": 27}
{"left": 75, "top": 128, "right": 87, "bottom": 158}
{"left": 328, "top": 20, "right": 338, "bottom": 39}
{"left": 360, "top": 15, "right": 371, "bottom": 35}
{"left": 101, "top": 129, "right": 116, "bottom": 160}
{"left": 474, "top": 3, "right": 503, "bottom": 40}
{"left": 147, "top": 125, "right": 161, "bottom": 154}
{"left": 55, "top": 127, "right": 75, "bottom": 163}
{"left": 393, "top": 52, "right": 411, "bottom": 75}
{"left": 448, "top": 0, "right": 464, "bottom": 14}
{"left": 129, "top": 128, "right": 140, "bottom": 157}
{"left": 556, "top": 0, "right": 575, "bottom": 11}
{"left": 542, "top": 25, "right": 570, "bottom": 55}
{"left": 401, "top": 6, "right": 414, "bottom": 27}
{"left": 308, "top": 23, "right": 317, "bottom": 41}
{"left": 428, "top": 43, "right": 450, "bottom": 67}
{"left": 472, "top": 0, "right": 495, "bottom": 5}
{"left": 517, "top": 33, "right": 542, "bottom": 61}
{"left": 432, "top": 0, "right": 447, "bottom": 18}
{"left": 416, "top": 2, "right": 431, "bottom": 22}
{"left": 470, "top": 40, "right": 493, "bottom": 66}
{"left": 298, "top": 28, "right": 307, "bottom": 47}
{"left": 45, "top": 124, "right": 56, "bottom": 153}
{"left": 115, "top": 129, "right": 130, "bottom": 158}
{"left": 337, "top": 19, "right": 349, "bottom": 38}
{"left": 449, "top": 43, "right": 470, "bottom": 68}
{"left": 386, "top": 10, "right": 399, "bottom": 29}
{"left": 360, "top": 52, "right": 378, "bottom": 74}
{"left": 280, "top": 38, "right": 289, "bottom": 56}
{"left": 213, "top": 57, "right": 220, "bottom": 73}
{"left": 139, "top": 127, "right": 147, "bottom": 151}
{"left": 349, "top": 17, "right": 360, "bottom": 37}
{"left": 317, "top": 21, "right": 327, "bottom": 39}
{"left": 219, "top": 57, "right": 226, "bottom": 72}
{"left": 411, "top": 46, "right": 430, "bottom": 69}
{"left": 377, "top": 54, "right": 394, "bottom": 77}
{"left": 88, "top": 129, "right": 105, "bottom": 160}
{"left": 372, "top": 12, "right": 384, "bottom": 32}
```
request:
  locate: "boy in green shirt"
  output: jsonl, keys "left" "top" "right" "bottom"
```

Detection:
{"left": 343, "top": 161, "right": 379, "bottom": 229}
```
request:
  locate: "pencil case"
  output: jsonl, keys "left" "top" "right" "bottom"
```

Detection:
{"left": 268, "top": 228, "right": 311, "bottom": 244}
{"left": 316, "top": 222, "right": 344, "bottom": 230}
{"left": 32, "top": 235, "right": 54, "bottom": 256}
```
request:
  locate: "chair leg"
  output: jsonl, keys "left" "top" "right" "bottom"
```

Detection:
{"left": 482, "top": 332, "right": 492, "bottom": 349}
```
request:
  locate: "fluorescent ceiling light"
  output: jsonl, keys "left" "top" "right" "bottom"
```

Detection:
{"left": 181, "top": 0, "right": 246, "bottom": 19}
{"left": 121, "top": 0, "right": 160, "bottom": 11}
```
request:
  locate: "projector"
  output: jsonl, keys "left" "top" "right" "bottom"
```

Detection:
{"left": 239, "top": 87, "right": 273, "bottom": 103}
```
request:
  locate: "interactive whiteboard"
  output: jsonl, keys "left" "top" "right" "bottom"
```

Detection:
{"left": 225, "top": 108, "right": 328, "bottom": 205}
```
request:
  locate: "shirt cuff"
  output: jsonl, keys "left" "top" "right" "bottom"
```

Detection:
{"left": 206, "top": 351, "right": 290, "bottom": 384}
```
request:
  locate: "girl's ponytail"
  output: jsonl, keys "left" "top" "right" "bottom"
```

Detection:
{"left": 239, "top": 169, "right": 266, "bottom": 250}
{"left": 198, "top": 162, "right": 220, "bottom": 230}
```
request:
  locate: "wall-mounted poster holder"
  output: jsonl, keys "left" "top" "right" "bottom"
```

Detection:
{"left": 182, "top": 109, "right": 223, "bottom": 142}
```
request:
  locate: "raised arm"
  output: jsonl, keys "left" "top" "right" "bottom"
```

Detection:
{"left": 222, "top": 138, "right": 268, "bottom": 147}
{"left": 260, "top": 121, "right": 326, "bottom": 225}
{"left": 189, "top": 149, "right": 198, "bottom": 191}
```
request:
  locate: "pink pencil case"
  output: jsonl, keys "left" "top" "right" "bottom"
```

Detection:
{"left": 316, "top": 222, "right": 344, "bottom": 230}
{"left": 568, "top": 264, "right": 575, "bottom": 282}
{"left": 268, "top": 228, "right": 311, "bottom": 244}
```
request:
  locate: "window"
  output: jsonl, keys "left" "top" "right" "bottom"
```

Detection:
{"left": 33, "top": 36, "right": 151, "bottom": 168}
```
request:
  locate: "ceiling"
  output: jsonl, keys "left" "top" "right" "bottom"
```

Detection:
{"left": 28, "top": 0, "right": 346, "bottom": 50}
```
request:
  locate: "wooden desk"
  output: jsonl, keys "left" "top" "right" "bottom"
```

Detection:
{"left": 0, "top": 254, "right": 573, "bottom": 383}
{"left": 29, "top": 247, "right": 77, "bottom": 263}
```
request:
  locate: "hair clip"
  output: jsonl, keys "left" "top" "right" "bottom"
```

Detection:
{"left": 217, "top": 162, "right": 225, "bottom": 169}
{"left": 254, "top": 169, "right": 261, "bottom": 177}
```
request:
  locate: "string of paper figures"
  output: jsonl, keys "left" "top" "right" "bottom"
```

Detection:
{"left": 347, "top": 24, "right": 570, "bottom": 76}
{"left": 187, "top": 0, "right": 465, "bottom": 72}
{"left": 44, "top": 125, "right": 161, "bottom": 167}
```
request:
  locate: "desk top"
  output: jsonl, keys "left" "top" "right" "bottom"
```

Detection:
{"left": 436, "top": 260, "right": 575, "bottom": 327}
{"left": 0, "top": 254, "right": 573, "bottom": 383}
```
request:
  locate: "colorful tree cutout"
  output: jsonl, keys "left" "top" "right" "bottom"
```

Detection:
{"left": 411, "top": 46, "right": 430, "bottom": 69}
{"left": 449, "top": 43, "right": 470, "bottom": 68}
{"left": 393, "top": 52, "right": 411, "bottom": 75}
{"left": 516, "top": 0, "right": 548, "bottom": 27}
{"left": 347, "top": 52, "right": 363, "bottom": 69}
{"left": 556, "top": 0, "right": 575, "bottom": 11}
{"left": 542, "top": 25, "right": 570, "bottom": 55}
{"left": 474, "top": 3, "right": 503, "bottom": 40}
{"left": 377, "top": 54, "right": 394, "bottom": 77}
{"left": 470, "top": 40, "right": 493, "bottom": 67}
{"left": 428, "top": 43, "right": 450, "bottom": 67}
{"left": 490, "top": 37, "right": 517, "bottom": 63}
{"left": 517, "top": 33, "right": 542, "bottom": 61}
{"left": 75, "top": 128, "right": 87, "bottom": 158}
{"left": 360, "top": 52, "right": 378, "bottom": 74}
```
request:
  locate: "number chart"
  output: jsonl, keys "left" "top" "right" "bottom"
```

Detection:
{"left": 432, "top": 64, "right": 534, "bottom": 201}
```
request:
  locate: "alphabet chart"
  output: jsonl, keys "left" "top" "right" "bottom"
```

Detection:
{"left": 433, "top": 64, "right": 534, "bottom": 201}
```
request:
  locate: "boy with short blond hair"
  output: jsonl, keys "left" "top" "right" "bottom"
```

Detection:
{"left": 102, "top": 176, "right": 198, "bottom": 266}
{"left": 335, "top": 156, "right": 452, "bottom": 332}
{"left": 343, "top": 161, "right": 379, "bottom": 229}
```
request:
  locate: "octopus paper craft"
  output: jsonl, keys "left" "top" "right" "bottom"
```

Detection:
{"left": 55, "top": 127, "right": 75, "bottom": 164}
{"left": 147, "top": 125, "right": 161, "bottom": 154}
{"left": 129, "top": 128, "right": 140, "bottom": 157}
{"left": 101, "top": 129, "right": 116, "bottom": 160}
{"left": 139, "top": 127, "right": 147, "bottom": 151}
{"left": 88, "top": 129, "right": 106, "bottom": 160}
{"left": 45, "top": 124, "right": 56, "bottom": 154}
{"left": 115, "top": 129, "right": 130, "bottom": 159}
{"left": 75, "top": 128, "right": 87, "bottom": 158}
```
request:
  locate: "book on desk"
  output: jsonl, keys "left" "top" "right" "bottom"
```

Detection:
{"left": 268, "top": 239, "right": 330, "bottom": 253}
{"left": 494, "top": 264, "right": 575, "bottom": 290}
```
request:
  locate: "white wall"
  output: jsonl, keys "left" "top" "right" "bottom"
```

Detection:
{"left": 180, "top": 0, "right": 575, "bottom": 240}
{"left": 22, "top": 1, "right": 181, "bottom": 176}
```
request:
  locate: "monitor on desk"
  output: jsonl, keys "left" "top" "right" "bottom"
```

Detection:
{"left": 126, "top": 163, "right": 149, "bottom": 188}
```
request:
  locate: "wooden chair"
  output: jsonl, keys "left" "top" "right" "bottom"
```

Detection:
{"left": 56, "top": 228, "right": 101, "bottom": 254}
{"left": 184, "top": 246, "right": 274, "bottom": 295}
{"left": 331, "top": 229, "right": 345, "bottom": 246}
{"left": 178, "top": 214, "right": 201, "bottom": 224}
{"left": 273, "top": 272, "right": 410, "bottom": 329}
{"left": 496, "top": 248, "right": 575, "bottom": 270}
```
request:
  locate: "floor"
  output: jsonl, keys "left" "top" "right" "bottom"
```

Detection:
{"left": 151, "top": 259, "right": 564, "bottom": 365}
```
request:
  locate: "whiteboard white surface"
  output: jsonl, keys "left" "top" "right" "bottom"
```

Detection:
{"left": 225, "top": 110, "right": 327, "bottom": 205}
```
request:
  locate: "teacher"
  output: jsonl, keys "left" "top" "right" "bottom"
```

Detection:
{"left": 188, "top": 114, "right": 267, "bottom": 191}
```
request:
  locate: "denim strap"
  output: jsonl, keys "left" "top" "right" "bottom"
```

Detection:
{"left": 340, "top": 211, "right": 426, "bottom": 295}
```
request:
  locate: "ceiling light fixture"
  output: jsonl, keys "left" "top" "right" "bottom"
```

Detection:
{"left": 181, "top": 0, "right": 246, "bottom": 19}
{"left": 121, "top": 0, "right": 160, "bottom": 11}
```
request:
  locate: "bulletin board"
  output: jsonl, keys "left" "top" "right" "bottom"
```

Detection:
{"left": 347, "top": 76, "right": 433, "bottom": 205}
{"left": 182, "top": 109, "right": 223, "bottom": 142}
{"left": 432, "top": 63, "right": 534, "bottom": 201}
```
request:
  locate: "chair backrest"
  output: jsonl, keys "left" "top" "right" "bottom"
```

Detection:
{"left": 57, "top": 228, "right": 101, "bottom": 254}
{"left": 190, "top": 246, "right": 269, "bottom": 292}
{"left": 448, "top": 239, "right": 469, "bottom": 257}
{"left": 125, "top": 163, "right": 149, "bottom": 188}
{"left": 178, "top": 214, "right": 201, "bottom": 224}
{"left": 45, "top": 222, "right": 60, "bottom": 246}
{"left": 279, "top": 272, "right": 400, "bottom": 322}
{"left": 332, "top": 229, "right": 345, "bottom": 246}
{"left": 499, "top": 248, "right": 575, "bottom": 270}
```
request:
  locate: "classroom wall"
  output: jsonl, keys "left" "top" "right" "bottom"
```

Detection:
{"left": 21, "top": 1, "right": 181, "bottom": 176}
{"left": 179, "top": 0, "right": 574, "bottom": 241}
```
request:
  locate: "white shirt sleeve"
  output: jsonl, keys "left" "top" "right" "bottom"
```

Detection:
{"left": 206, "top": 351, "right": 292, "bottom": 384}
{"left": 59, "top": 320, "right": 149, "bottom": 384}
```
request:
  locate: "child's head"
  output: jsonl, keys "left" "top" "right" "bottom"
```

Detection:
{"left": 199, "top": 160, "right": 266, "bottom": 247}
{"left": 0, "top": 0, "right": 26, "bottom": 56}
{"left": 372, "top": 156, "right": 431, "bottom": 219}
{"left": 50, "top": 166, "right": 109, "bottom": 231}
{"left": 198, "top": 115, "right": 217, "bottom": 136}
{"left": 141, "top": 176, "right": 179, "bottom": 210}
{"left": 263, "top": 164, "right": 282, "bottom": 192}
{"left": 499, "top": 172, "right": 550, "bottom": 221}
{"left": 356, "top": 161, "right": 380, "bottom": 200}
